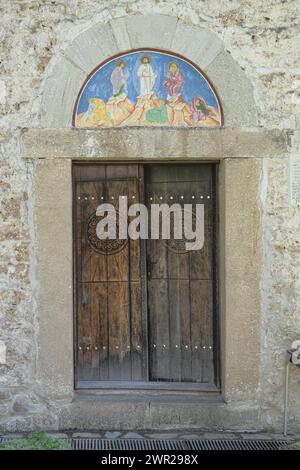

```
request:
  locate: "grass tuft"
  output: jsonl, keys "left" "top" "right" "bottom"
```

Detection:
{"left": 0, "top": 431, "right": 71, "bottom": 450}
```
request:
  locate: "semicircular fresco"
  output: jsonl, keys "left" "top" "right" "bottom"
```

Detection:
{"left": 73, "top": 49, "right": 223, "bottom": 128}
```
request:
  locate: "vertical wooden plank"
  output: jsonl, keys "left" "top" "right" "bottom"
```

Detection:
{"left": 137, "top": 164, "right": 149, "bottom": 381}
{"left": 104, "top": 176, "right": 142, "bottom": 381}
{"left": 91, "top": 283, "right": 109, "bottom": 381}
{"left": 190, "top": 280, "right": 214, "bottom": 382}
{"left": 178, "top": 279, "right": 193, "bottom": 382}
{"left": 189, "top": 182, "right": 212, "bottom": 281}
{"left": 168, "top": 279, "right": 190, "bottom": 382}
{"left": 90, "top": 283, "right": 100, "bottom": 380}
{"left": 130, "top": 281, "right": 143, "bottom": 380}
{"left": 76, "top": 179, "right": 106, "bottom": 381}
{"left": 77, "top": 180, "right": 107, "bottom": 283}
{"left": 89, "top": 180, "right": 108, "bottom": 282}
{"left": 77, "top": 180, "right": 92, "bottom": 380}
{"left": 76, "top": 284, "right": 84, "bottom": 382}
{"left": 148, "top": 278, "right": 170, "bottom": 381}
{"left": 108, "top": 281, "right": 131, "bottom": 380}
{"left": 80, "top": 282, "right": 92, "bottom": 380}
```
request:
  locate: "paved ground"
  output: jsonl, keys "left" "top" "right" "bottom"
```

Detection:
{"left": 1, "top": 430, "right": 298, "bottom": 441}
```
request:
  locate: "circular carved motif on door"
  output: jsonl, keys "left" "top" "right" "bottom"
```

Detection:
{"left": 163, "top": 207, "right": 202, "bottom": 254}
{"left": 87, "top": 212, "right": 128, "bottom": 255}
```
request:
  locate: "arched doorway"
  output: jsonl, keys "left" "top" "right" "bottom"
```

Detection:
{"left": 72, "top": 49, "right": 221, "bottom": 389}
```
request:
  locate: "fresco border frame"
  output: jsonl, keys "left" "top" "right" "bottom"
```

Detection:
{"left": 71, "top": 47, "right": 224, "bottom": 128}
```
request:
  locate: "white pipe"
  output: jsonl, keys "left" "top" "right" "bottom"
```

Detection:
{"left": 283, "top": 359, "right": 290, "bottom": 436}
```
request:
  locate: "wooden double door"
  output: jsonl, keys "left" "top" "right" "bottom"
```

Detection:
{"left": 74, "top": 163, "right": 218, "bottom": 389}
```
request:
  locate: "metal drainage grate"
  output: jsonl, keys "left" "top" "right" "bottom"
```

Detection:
{"left": 187, "top": 439, "right": 289, "bottom": 451}
{"left": 71, "top": 438, "right": 291, "bottom": 451}
{"left": 72, "top": 438, "right": 186, "bottom": 451}
{"left": 0, "top": 436, "right": 292, "bottom": 451}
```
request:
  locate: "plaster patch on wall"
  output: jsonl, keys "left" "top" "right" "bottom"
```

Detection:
{"left": 0, "top": 81, "right": 6, "bottom": 106}
{"left": 0, "top": 341, "right": 6, "bottom": 364}
{"left": 86, "top": 133, "right": 100, "bottom": 157}
{"left": 289, "top": 153, "right": 300, "bottom": 206}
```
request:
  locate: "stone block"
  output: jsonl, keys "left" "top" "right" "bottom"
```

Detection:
{"left": 21, "top": 128, "right": 289, "bottom": 160}
{"left": 123, "top": 432, "right": 144, "bottom": 439}
{"left": 72, "top": 432, "right": 102, "bottom": 438}
{"left": 148, "top": 403, "right": 212, "bottom": 429}
{"left": 110, "top": 17, "right": 131, "bottom": 52}
{"left": 46, "top": 432, "right": 69, "bottom": 439}
{"left": 104, "top": 431, "right": 122, "bottom": 439}
{"left": 59, "top": 400, "right": 149, "bottom": 430}
{"left": 0, "top": 413, "right": 58, "bottom": 433}
{"left": 146, "top": 432, "right": 181, "bottom": 439}
{"left": 171, "top": 23, "right": 223, "bottom": 70}
{"left": 240, "top": 433, "right": 273, "bottom": 440}
{"left": 12, "top": 393, "right": 47, "bottom": 415}
{"left": 126, "top": 15, "right": 178, "bottom": 49}
{"left": 34, "top": 159, "right": 73, "bottom": 399}
{"left": 220, "top": 158, "right": 262, "bottom": 401}
{"left": 41, "top": 57, "right": 85, "bottom": 128}
{"left": 202, "top": 432, "right": 238, "bottom": 440}
{"left": 206, "top": 50, "right": 258, "bottom": 127}
{"left": 63, "top": 22, "right": 118, "bottom": 74}
{"left": 179, "top": 433, "right": 204, "bottom": 439}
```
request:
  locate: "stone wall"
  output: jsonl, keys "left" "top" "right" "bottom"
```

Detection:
{"left": 0, "top": 1, "right": 299, "bottom": 432}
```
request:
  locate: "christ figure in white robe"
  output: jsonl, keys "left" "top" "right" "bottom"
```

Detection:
{"left": 137, "top": 55, "right": 156, "bottom": 97}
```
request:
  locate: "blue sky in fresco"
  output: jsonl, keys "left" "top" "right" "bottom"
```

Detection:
{"left": 76, "top": 51, "right": 219, "bottom": 114}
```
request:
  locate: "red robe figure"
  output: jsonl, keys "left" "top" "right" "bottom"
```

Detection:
{"left": 164, "top": 62, "right": 184, "bottom": 99}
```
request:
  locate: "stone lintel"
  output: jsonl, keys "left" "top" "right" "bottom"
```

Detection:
{"left": 21, "top": 128, "right": 289, "bottom": 160}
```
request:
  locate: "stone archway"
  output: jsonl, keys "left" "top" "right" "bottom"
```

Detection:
{"left": 40, "top": 14, "right": 257, "bottom": 128}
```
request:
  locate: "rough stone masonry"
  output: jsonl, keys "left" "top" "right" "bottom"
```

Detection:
{"left": 0, "top": 0, "right": 299, "bottom": 433}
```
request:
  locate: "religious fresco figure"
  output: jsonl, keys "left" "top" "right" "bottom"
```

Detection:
{"left": 190, "top": 96, "right": 211, "bottom": 122}
{"left": 110, "top": 61, "right": 129, "bottom": 96}
{"left": 164, "top": 62, "right": 184, "bottom": 101}
{"left": 137, "top": 55, "right": 157, "bottom": 97}
{"left": 190, "top": 96, "right": 221, "bottom": 126}
{"left": 75, "top": 98, "right": 111, "bottom": 128}
{"left": 163, "top": 61, "right": 191, "bottom": 126}
{"left": 106, "top": 60, "right": 134, "bottom": 126}
{"left": 123, "top": 55, "right": 160, "bottom": 125}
